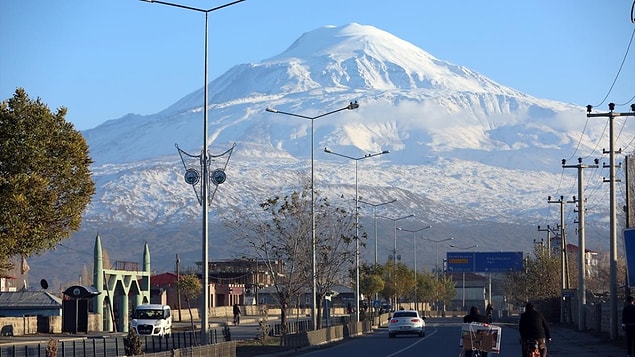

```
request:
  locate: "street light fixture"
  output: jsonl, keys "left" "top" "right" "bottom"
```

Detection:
{"left": 450, "top": 244, "right": 478, "bottom": 311}
{"left": 323, "top": 148, "right": 390, "bottom": 322}
{"left": 265, "top": 101, "right": 359, "bottom": 329}
{"left": 425, "top": 237, "right": 455, "bottom": 280}
{"left": 141, "top": 0, "right": 244, "bottom": 343}
{"left": 397, "top": 225, "right": 431, "bottom": 311}
{"left": 380, "top": 214, "right": 416, "bottom": 266}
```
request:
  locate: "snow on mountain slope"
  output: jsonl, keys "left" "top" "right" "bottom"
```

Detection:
{"left": 82, "top": 23, "right": 618, "bottom": 170}
{"left": 24, "top": 23, "right": 632, "bottom": 285}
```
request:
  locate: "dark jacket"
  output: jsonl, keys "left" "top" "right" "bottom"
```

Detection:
{"left": 464, "top": 307, "right": 488, "bottom": 323}
{"left": 519, "top": 307, "right": 551, "bottom": 340}
{"left": 622, "top": 301, "right": 635, "bottom": 326}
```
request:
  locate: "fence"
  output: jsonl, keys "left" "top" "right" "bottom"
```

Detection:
{"left": 0, "top": 328, "right": 228, "bottom": 357}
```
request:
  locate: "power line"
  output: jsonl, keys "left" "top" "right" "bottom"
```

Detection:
{"left": 591, "top": 27, "right": 635, "bottom": 109}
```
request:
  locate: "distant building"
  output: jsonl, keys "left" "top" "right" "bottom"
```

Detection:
{"left": 0, "top": 275, "right": 18, "bottom": 292}
{"left": 565, "top": 243, "right": 599, "bottom": 278}
{"left": 447, "top": 272, "right": 488, "bottom": 311}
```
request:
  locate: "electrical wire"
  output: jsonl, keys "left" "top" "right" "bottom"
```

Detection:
{"left": 591, "top": 27, "right": 635, "bottom": 109}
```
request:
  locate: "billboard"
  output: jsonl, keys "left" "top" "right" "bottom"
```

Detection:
{"left": 446, "top": 251, "right": 524, "bottom": 273}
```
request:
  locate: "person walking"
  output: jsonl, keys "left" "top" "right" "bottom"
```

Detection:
{"left": 518, "top": 302, "right": 551, "bottom": 357}
{"left": 463, "top": 306, "right": 489, "bottom": 357}
{"left": 622, "top": 295, "right": 635, "bottom": 357}
{"left": 232, "top": 303, "right": 241, "bottom": 325}
{"left": 486, "top": 303, "right": 494, "bottom": 323}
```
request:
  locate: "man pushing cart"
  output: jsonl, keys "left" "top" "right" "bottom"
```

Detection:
{"left": 459, "top": 322, "right": 502, "bottom": 356}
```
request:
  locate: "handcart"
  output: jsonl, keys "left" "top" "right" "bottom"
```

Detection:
{"left": 458, "top": 322, "right": 502, "bottom": 356}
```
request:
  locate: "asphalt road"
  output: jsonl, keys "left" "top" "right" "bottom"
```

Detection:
{"left": 1, "top": 316, "right": 628, "bottom": 356}
{"left": 285, "top": 318, "right": 627, "bottom": 357}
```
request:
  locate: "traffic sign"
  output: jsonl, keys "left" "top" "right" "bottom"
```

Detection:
{"left": 446, "top": 251, "right": 523, "bottom": 273}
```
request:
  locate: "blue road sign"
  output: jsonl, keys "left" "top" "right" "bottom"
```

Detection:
{"left": 625, "top": 228, "right": 635, "bottom": 287}
{"left": 446, "top": 252, "right": 475, "bottom": 272}
{"left": 475, "top": 252, "right": 524, "bottom": 272}
{"left": 446, "top": 251, "right": 524, "bottom": 273}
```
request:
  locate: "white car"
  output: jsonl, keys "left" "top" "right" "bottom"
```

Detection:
{"left": 130, "top": 304, "right": 172, "bottom": 338}
{"left": 388, "top": 309, "right": 426, "bottom": 338}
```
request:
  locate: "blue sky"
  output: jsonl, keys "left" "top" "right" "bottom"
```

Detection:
{"left": 1, "top": 0, "right": 634, "bottom": 131}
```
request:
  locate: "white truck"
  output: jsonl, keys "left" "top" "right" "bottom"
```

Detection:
{"left": 130, "top": 304, "right": 172, "bottom": 338}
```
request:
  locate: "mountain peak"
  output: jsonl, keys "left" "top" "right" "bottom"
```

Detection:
{"left": 271, "top": 23, "right": 421, "bottom": 62}
{"left": 259, "top": 23, "right": 518, "bottom": 95}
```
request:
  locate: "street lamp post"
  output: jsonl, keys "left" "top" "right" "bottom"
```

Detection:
{"left": 425, "top": 237, "right": 453, "bottom": 313}
{"left": 396, "top": 225, "right": 431, "bottom": 311}
{"left": 358, "top": 198, "right": 397, "bottom": 267}
{"left": 141, "top": 0, "right": 244, "bottom": 344}
{"left": 450, "top": 244, "right": 478, "bottom": 311}
{"left": 425, "top": 237, "right": 455, "bottom": 280}
{"left": 265, "top": 102, "right": 359, "bottom": 329}
{"left": 324, "top": 148, "right": 390, "bottom": 322}
{"left": 380, "top": 214, "right": 415, "bottom": 307}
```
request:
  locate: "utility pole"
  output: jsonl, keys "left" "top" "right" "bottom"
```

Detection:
{"left": 586, "top": 103, "right": 635, "bottom": 340}
{"left": 563, "top": 157, "right": 599, "bottom": 331}
{"left": 627, "top": 154, "right": 635, "bottom": 229}
{"left": 537, "top": 225, "right": 552, "bottom": 255}
{"left": 176, "top": 254, "right": 182, "bottom": 322}
{"left": 548, "top": 195, "right": 575, "bottom": 323}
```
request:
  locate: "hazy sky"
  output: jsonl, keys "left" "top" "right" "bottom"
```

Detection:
{"left": 2, "top": 0, "right": 634, "bottom": 130}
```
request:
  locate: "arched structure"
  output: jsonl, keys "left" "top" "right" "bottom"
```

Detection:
{"left": 92, "top": 235, "right": 151, "bottom": 332}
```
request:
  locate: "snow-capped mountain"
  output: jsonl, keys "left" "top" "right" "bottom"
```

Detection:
{"left": 27, "top": 23, "right": 632, "bottom": 287}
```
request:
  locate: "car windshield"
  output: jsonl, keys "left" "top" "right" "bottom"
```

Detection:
{"left": 135, "top": 309, "right": 164, "bottom": 319}
{"left": 393, "top": 311, "right": 417, "bottom": 318}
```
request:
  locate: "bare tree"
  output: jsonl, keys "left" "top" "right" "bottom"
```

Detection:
{"left": 229, "top": 181, "right": 356, "bottom": 332}
{"left": 314, "top": 194, "right": 356, "bottom": 327}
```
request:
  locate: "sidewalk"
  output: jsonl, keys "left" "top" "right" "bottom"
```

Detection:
{"left": 525, "top": 323, "right": 625, "bottom": 357}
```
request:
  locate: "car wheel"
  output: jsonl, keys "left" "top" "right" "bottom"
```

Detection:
{"left": 419, "top": 331, "right": 425, "bottom": 337}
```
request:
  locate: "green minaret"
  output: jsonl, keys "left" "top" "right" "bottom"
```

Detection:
{"left": 93, "top": 234, "right": 104, "bottom": 327}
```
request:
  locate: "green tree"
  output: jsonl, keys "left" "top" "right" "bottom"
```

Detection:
{"left": 176, "top": 274, "right": 201, "bottom": 333}
{"left": 359, "top": 264, "right": 384, "bottom": 306}
{"left": 503, "top": 247, "right": 560, "bottom": 305}
{"left": 415, "top": 271, "right": 436, "bottom": 313}
{"left": 0, "top": 88, "right": 95, "bottom": 274}
{"left": 436, "top": 275, "right": 457, "bottom": 310}
{"left": 380, "top": 260, "right": 416, "bottom": 307}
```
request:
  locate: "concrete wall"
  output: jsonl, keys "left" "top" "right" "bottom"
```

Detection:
{"left": 0, "top": 314, "right": 101, "bottom": 335}
{"left": 0, "top": 316, "right": 37, "bottom": 336}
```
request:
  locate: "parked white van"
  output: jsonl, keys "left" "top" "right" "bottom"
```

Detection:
{"left": 130, "top": 304, "right": 172, "bottom": 337}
